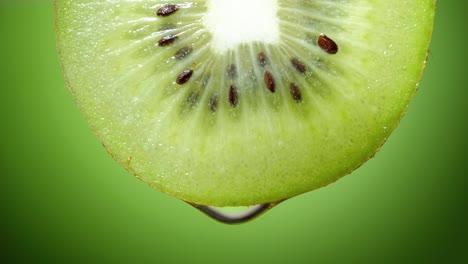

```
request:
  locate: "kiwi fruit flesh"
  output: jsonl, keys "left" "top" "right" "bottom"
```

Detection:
{"left": 55, "top": 0, "right": 435, "bottom": 207}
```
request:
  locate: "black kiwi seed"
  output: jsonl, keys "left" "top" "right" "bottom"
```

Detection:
{"left": 157, "top": 4, "right": 179, "bottom": 17}
{"left": 264, "top": 71, "right": 276, "bottom": 93}
{"left": 290, "top": 83, "right": 302, "bottom": 102}
{"left": 318, "top": 34, "right": 338, "bottom": 54}
{"left": 291, "top": 58, "right": 307, "bottom": 73}
{"left": 227, "top": 64, "right": 237, "bottom": 79}
{"left": 229, "top": 85, "right": 239, "bottom": 107}
{"left": 176, "top": 69, "right": 193, "bottom": 85}
{"left": 209, "top": 94, "right": 218, "bottom": 113}
{"left": 174, "top": 46, "right": 193, "bottom": 60}
{"left": 258, "top": 52, "right": 268, "bottom": 67}
{"left": 158, "top": 34, "right": 178, "bottom": 46}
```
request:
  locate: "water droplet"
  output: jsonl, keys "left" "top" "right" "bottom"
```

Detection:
{"left": 187, "top": 202, "right": 281, "bottom": 224}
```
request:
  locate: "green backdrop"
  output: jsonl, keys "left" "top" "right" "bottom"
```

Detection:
{"left": 1, "top": 1, "right": 466, "bottom": 263}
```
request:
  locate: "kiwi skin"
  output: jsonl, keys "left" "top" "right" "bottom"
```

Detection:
{"left": 55, "top": 0, "right": 436, "bottom": 207}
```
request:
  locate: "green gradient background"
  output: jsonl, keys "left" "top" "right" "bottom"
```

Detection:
{"left": 1, "top": 1, "right": 466, "bottom": 263}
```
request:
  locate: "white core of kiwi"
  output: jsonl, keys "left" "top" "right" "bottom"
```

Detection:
{"left": 204, "top": 0, "right": 280, "bottom": 54}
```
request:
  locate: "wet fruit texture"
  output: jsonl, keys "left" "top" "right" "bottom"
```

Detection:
{"left": 55, "top": 0, "right": 436, "bottom": 206}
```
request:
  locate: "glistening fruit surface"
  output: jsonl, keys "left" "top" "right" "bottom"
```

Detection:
{"left": 55, "top": 0, "right": 435, "bottom": 206}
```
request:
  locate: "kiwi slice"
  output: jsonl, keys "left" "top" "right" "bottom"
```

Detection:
{"left": 55, "top": 0, "right": 435, "bottom": 208}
